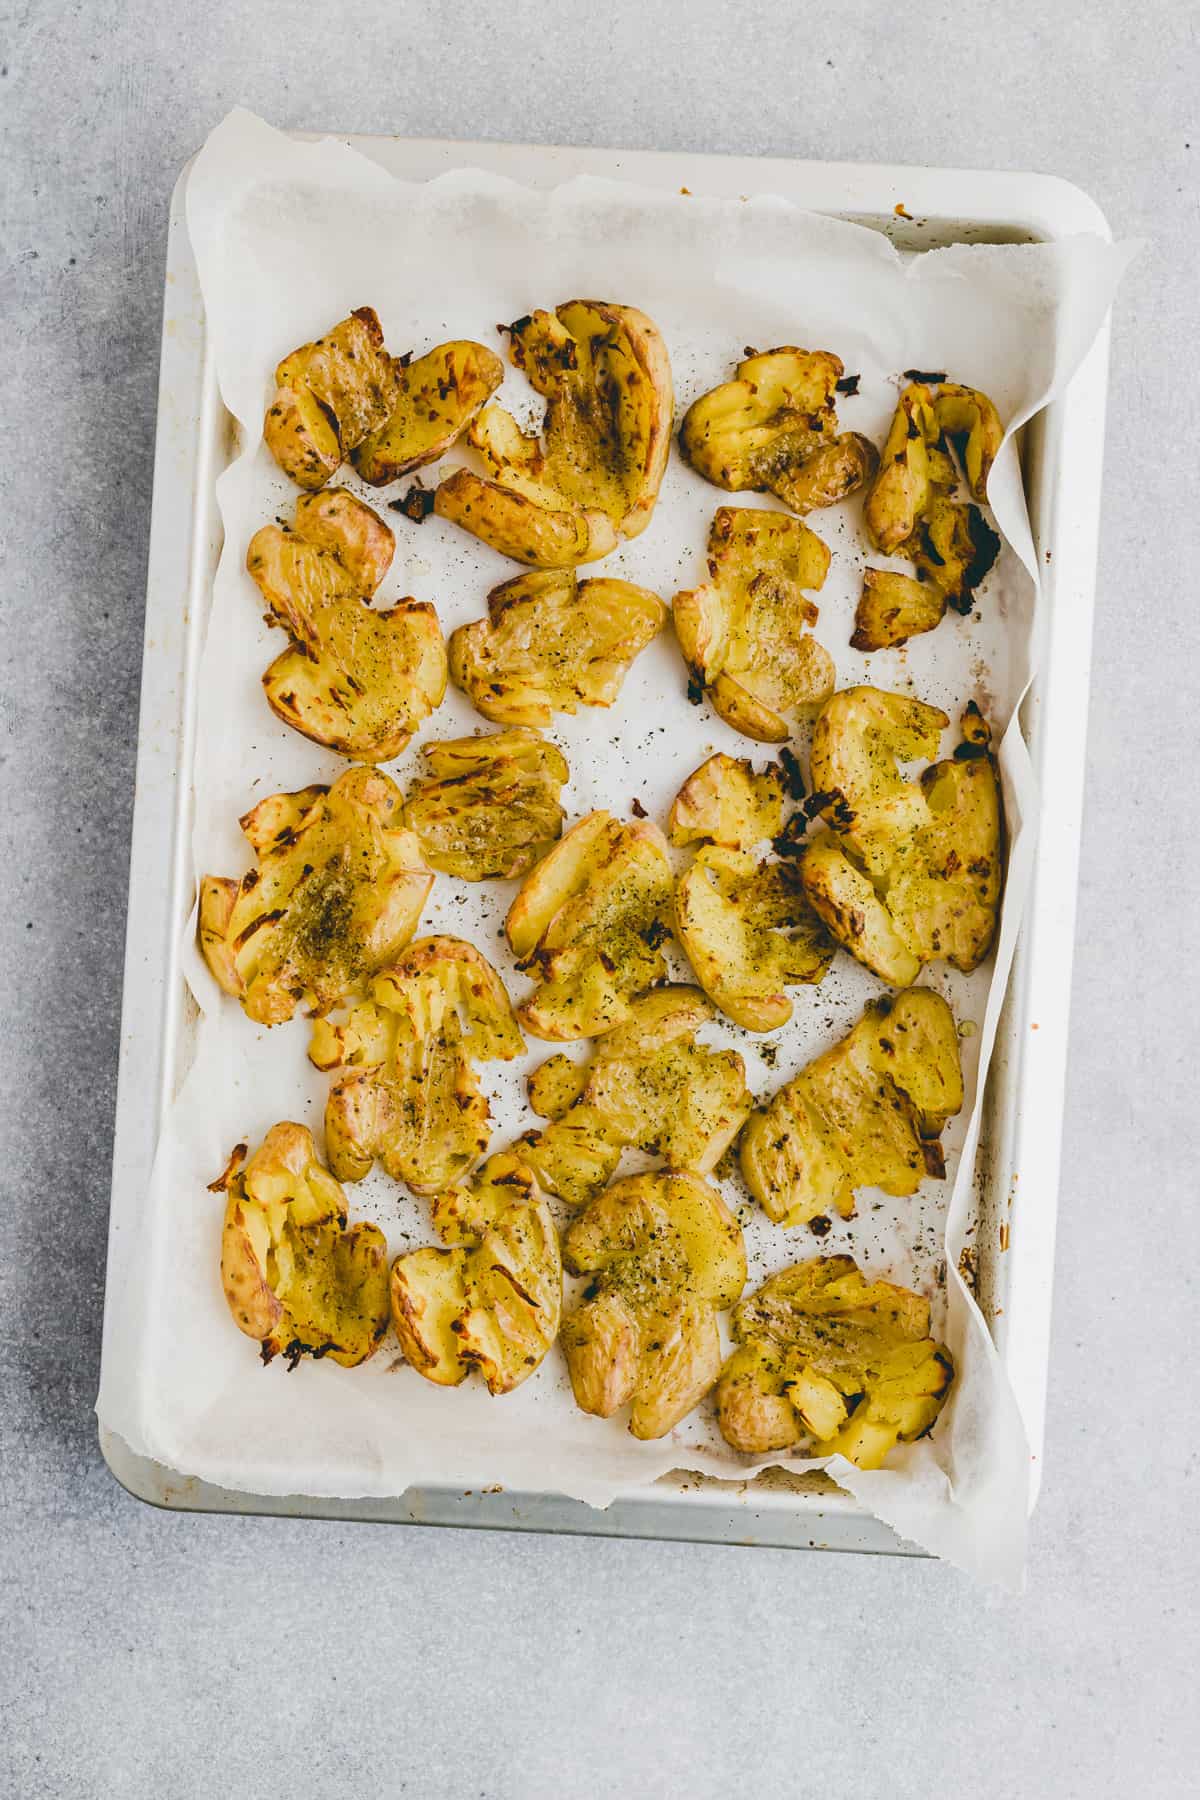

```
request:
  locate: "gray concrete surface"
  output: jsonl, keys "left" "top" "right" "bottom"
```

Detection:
{"left": 2, "top": 2, "right": 1196, "bottom": 1794}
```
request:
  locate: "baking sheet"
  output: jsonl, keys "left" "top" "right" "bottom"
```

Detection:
{"left": 97, "top": 109, "right": 1132, "bottom": 1582}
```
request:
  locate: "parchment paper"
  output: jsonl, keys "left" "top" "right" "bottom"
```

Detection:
{"left": 97, "top": 109, "right": 1133, "bottom": 1584}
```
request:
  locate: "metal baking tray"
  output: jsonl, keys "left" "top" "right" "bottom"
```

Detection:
{"left": 99, "top": 134, "right": 1113, "bottom": 1555}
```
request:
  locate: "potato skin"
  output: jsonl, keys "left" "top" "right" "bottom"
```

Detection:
{"left": 860, "top": 379, "right": 1003, "bottom": 638}
{"left": 390, "top": 1247, "right": 470, "bottom": 1386}
{"left": 668, "top": 753, "right": 784, "bottom": 851}
{"left": 264, "top": 307, "right": 398, "bottom": 490}
{"left": 851, "top": 568, "right": 945, "bottom": 652}
{"left": 353, "top": 340, "right": 504, "bottom": 485}
{"left": 434, "top": 470, "right": 616, "bottom": 568}
{"left": 797, "top": 836, "right": 922, "bottom": 988}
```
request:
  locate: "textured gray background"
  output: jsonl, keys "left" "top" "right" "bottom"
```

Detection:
{"left": 2, "top": 1, "right": 1196, "bottom": 1794}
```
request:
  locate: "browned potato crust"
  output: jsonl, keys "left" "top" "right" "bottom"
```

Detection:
{"left": 213, "top": 1123, "right": 389, "bottom": 1368}
{"left": 448, "top": 567, "right": 665, "bottom": 728}
{"left": 715, "top": 1255, "right": 953, "bottom": 1468}
{"left": 505, "top": 812, "right": 674, "bottom": 1041}
{"left": 402, "top": 728, "right": 569, "bottom": 880}
{"left": 390, "top": 1153, "right": 561, "bottom": 1394}
{"left": 353, "top": 340, "right": 505, "bottom": 485}
{"left": 199, "top": 766, "right": 432, "bottom": 1025}
{"left": 798, "top": 688, "right": 1002, "bottom": 983}
{"left": 263, "top": 307, "right": 399, "bottom": 489}
{"left": 246, "top": 489, "right": 447, "bottom": 761}
{"left": 434, "top": 300, "right": 674, "bottom": 567}
{"left": 679, "top": 346, "right": 877, "bottom": 514}
{"left": 561, "top": 1171, "right": 746, "bottom": 1439}
{"left": 856, "top": 380, "right": 1003, "bottom": 648}
{"left": 521, "top": 986, "right": 750, "bottom": 1206}
{"left": 673, "top": 508, "right": 835, "bottom": 742}
{"left": 739, "top": 988, "right": 964, "bottom": 1227}
{"left": 309, "top": 937, "right": 524, "bottom": 1193}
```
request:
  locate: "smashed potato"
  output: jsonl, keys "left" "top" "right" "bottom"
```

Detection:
{"left": 310, "top": 937, "right": 524, "bottom": 1193}
{"left": 213, "top": 1123, "right": 389, "bottom": 1368}
{"left": 851, "top": 568, "right": 946, "bottom": 653}
{"left": 673, "top": 507, "right": 835, "bottom": 742}
{"left": 390, "top": 1153, "right": 561, "bottom": 1393}
{"left": 561, "top": 1171, "right": 746, "bottom": 1439}
{"left": 668, "top": 753, "right": 784, "bottom": 850}
{"left": 799, "top": 688, "right": 1002, "bottom": 984}
{"left": 448, "top": 567, "right": 665, "bottom": 728}
{"left": 506, "top": 812, "right": 674, "bottom": 1040}
{"left": 521, "top": 986, "right": 751, "bottom": 1205}
{"left": 247, "top": 489, "right": 447, "bottom": 760}
{"left": 263, "top": 307, "right": 399, "bottom": 489}
{"left": 353, "top": 340, "right": 505, "bottom": 486}
{"left": 435, "top": 300, "right": 673, "bottom": 566}
{"left": 739, "top": 988, "right": 964, "bottom": 1227}
{"left": 856, "top": 380, "right": 1003, "bottom": 647}
{"left": 680, "top": 347, "right": 876, "bottom": 515}
{"left": 715, "top": 1256, "right": 953, "bottom": 1467}
{"left": 675, "top": 848, "right": 834, "bottom": 1032}
{"left": 199, "top": 767, "right": 432, "bottom": 1025}
{"left": 402, "top": 728, "right": 569, "bottom": 880}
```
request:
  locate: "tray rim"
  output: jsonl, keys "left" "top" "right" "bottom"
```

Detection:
{"left": 99, "top": 131, "right": 1114, "bottom": 1555}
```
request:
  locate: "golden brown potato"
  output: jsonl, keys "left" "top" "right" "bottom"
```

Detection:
{"left": 668, "top": 753, "right": 784, "bottom": 850}
{"left": 212, "top": 1123, "right": 389, "bottom": 1367}
{"left": 521, "top": 986, "right": 751, "bottom": 1205}
{"left": 309, "top": 937, "right": 524, "bottom": 1193}
{"left": 199, "top": 767, "right": 432, "bottom": 1026}
{"left": 715, "top": 1255, "right": 953, "bottom": 1468}
{"left": 739, "top": 988, "right": 964, "bottom": 1227}
{"left": 863, "top": 384, "right": 945, "bottom": 555}
{"left": 389, "top": 1152, "right": 561, "bottom": 1394}
{"left": 799, "top": 688, "right": 1002, "bottom": 984}
{"left": 673, "top": 508, "right": 835, "bottom": 743}
{"left": 856, "top": 379, "right": 1003, "bottom": 648}
{"left": 401, "top": 728, "right": 569, "bottom": 880}
{"left": 675, "top": 847, "right": 834, "bottom": 1032}
{"left": 505, "top": 812, "right": 674, "bottom": 1040}
{"left": 434, "top": 300, "right": 674, "bottom": 566}
{"left": 352, "top": 340, "right": 505, "bottom": 485}
{"left": 246, "top": 489, "right": 447, "bottom": 761}
{"left": 561, "top": 1171, "right": 746, "bottom": 1439}
{"left": 263, "top": 307, "right": 399, "bottom": 490}
{"left": 448, "top": 567, "right": 666, "bottom": 728}
{"left": 851, "top": 568, "right": 946, "bottom": 652}
{"left": 679, "top": 347, "right": 877, "bottom": 515}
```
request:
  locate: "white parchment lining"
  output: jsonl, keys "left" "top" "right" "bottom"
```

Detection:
{"left": 97, "top": 110, "right": 1132, "bottom": 1584}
